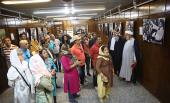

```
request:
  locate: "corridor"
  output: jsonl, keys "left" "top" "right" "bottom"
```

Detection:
{"left": 0, "top": 0, "right": 170, "bottom": 103}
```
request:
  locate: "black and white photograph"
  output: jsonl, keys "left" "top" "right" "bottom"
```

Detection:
{"left": 114, "top": 22, "right": 122, "bottom": 35}
{"left": 125, "top": 21, "right": 134, "bottom": 34}
{"left": 143, "top": 18, "right": 165, "bottom": 44}
{"left": 30, "top": 28, "right": 37, "bottom": 40}
{"left": 109, "top": 23, "right": 114, "bottom": 32}
{"left": 98, "top": 24, "right": 101, "bottom": 31}
{"left": 104, "top": 23, "right": 109, "bottom": 36}
{"left": 101, "top": 23, "right": 103, "bottom": 32}
{"left": 109, "top": 23, "right": 114, "bottom": 37}
{"left": 18, "top": 28, "right": 26, "bottom": 35}
{"left": 37, "top": 27, "right": 43, "bottom": 41}
{"left": 43, "top": 27, "right": 48, "bottom": 35}
{"left": 37, "top": 27, "right": 42, "bottom": 35}
{"left": 74, "top": 25, "right": 87, "bottom": 35}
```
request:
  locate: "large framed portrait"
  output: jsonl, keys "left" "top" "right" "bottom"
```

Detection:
{"left": 74, "top": 25, "right": 87, "bottom": 35}
{"left": 30, "top": 28, "right": 37, "bottom": 40}
{"left": 104, "top": 23, "right": 109, "bottom": 36}
{"left": 109, "top": 23, "right": 113, "bottom": 32}
{"left": 125, "top": 21, "right": 134, "bottom": 35}
{"left": 98, "top": 24, "right": 101, "bottom": 31}
{"left": 43, "top": 27, "right": 48, "bottom": 35}
{"left": 37, "top": 27, "right": 42, "bottom": 35}
{"left": 109, "top": 23, "right": 114, "bottom": 37}
{"left": 143, "top": 18, "right": 165, "bottom": 44}
{"left": 18, "top": 28, "right": 26, "bottom": 35}
{"left": 114, "top": 22, "right": 122, "bottom": 35}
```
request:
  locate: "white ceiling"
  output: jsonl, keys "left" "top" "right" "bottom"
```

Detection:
{"left": 0, "top": 0, "right": 133, "bottom": 20}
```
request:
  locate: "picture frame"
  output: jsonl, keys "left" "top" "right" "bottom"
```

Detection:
{"left": 143, "top": 18, "right": 165, "bottom": 45}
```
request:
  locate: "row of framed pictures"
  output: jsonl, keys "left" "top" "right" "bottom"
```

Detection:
{"left": 98, "top": 17, "right": 165, "bottom": 45}
{"left": 18, "top": 27, "right": 48, "bottom": 40}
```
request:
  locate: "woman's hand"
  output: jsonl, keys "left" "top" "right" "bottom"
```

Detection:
{"left": 75, "top": 60, "right": 80, "bottom": 66}
{"left": 51, "top": 69, "right": 56, "bottom": 76}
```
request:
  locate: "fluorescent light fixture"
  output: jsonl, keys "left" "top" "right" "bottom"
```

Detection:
{"left": 53, "top": 17, "right": 91, "bottom": 20}
{"left": 34, "top": 7, "right": 105, "bottom": 14}
{"left": 64, "top": 7, "right": 70, "bottom": 14}
{"left": 46, "top": 15, "right": 66, "bottom": 18}
{"left": 1, "top": 0, "right": 51, "bottom": 4}
{"left": 71, "top": 7, "right": 75, "bottom": 14}
{"left": 78, "top": 13, "right": 98, "bottom": 16}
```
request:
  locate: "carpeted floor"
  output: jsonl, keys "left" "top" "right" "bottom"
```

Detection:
{"left": 0, "top": 72, "right": 160, "bottom": 103}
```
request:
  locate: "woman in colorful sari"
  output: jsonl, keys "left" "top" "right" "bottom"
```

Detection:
{"left": 7, "top": 48, "right": 34, "bottom": 103}
{"left": 61, "top": 44, "right": 80, "bottom": 103}
{"left": 39, "top": 49, "right": 58, "bottom": 103}
{"left": 29, "top": 53, "right": 53, "bottom": 103}
{"left": 96, "top": 45, "right": 114, "bottom": 103}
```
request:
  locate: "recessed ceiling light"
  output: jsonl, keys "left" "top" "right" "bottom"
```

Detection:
{"left": 1, "top": 0, "right": 51, "bottom": 5}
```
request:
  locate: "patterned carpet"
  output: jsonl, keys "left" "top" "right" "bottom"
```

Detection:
{"left": 0, "top": 72, "right": 160, "bottom": 103}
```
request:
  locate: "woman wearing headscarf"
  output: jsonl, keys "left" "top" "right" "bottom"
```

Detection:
{"left": 61, "top": 44, "right": 80, "bottom": 103}
{"left": 29, "top": 53, "right": 53, "bottom": 103}
{"left": 39, "top": 49, "right": 58, "bottom": 103}
{"left": 96, "top": 45, "right": 114, "bottom": 103}
{"left": 7, "top": 48, "right": 34, "bottom": 103}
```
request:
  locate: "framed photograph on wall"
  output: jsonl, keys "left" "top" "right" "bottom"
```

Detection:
{"left": 143, "top": 18, "right": 165, "bottom": 44}
{"left": 98, "top": 24, "right": 101, "bottom": 31}
{"left": 74, "top": 25, "right": 87, "bottom": 35}
{"left": 109, "top": 23, "right": 114, "bottom": 37}
{"left": 114, "top": 22, "right": 122, "bottom": 35}
{"left": 125, "top": 21, "right": 134, "bottom": 35}
{"left": 100, "top": 24, "right": 103, "bottom": 32}
{"left": 104, "top": 23, "right": 109, "bottom": 36}
{"left": 37, "top": 27, "right": 43, "bottom": 40}
{"left": 30, "top": 28, "right": 37, "bottom": 40}
{"left": 43, "top": 27, "right": 48, "bottom": 35}
{"left": 37, "top": 27, "right": 42, "bottom": 35}
{"left": 0, "top": 29, "right": 6, "bottom": 39}
{"left": 109, "top": 23, "right": 113, "bottom": 32}
{"left": 18, "top": 28, "right": 26, "bottom": 35}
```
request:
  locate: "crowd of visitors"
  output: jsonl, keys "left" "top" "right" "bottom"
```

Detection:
{"left": 2, "top": 30, "right": 140, "bottom": 103}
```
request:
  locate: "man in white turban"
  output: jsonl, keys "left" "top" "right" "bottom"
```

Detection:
{"left": 119, "top": 31, "right": 140, "bottom": 83}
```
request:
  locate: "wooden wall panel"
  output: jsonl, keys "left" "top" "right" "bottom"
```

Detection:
{"left": 87, "top": 19, "right": 96, "bottom": 33}
{"left": 95, "top": 0, "right": 170, "bottom": 103}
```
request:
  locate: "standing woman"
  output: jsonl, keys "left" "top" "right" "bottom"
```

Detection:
{"left": 39, "top": 49, "right": 58, "bottom": 103}
{"left": 61, "top": 35, "right": 71, "bottom": 47}
{"left": 7, "top": 48, "right": 34, "bottom": 103}
{"left": 96, "top": 45, "right": 114, "bottom": 103}
{"left": 29, "top": 53, "right": 53, "bottom": 103}
{"left": 61, "top": 44, "right": 80, "bottom": 103}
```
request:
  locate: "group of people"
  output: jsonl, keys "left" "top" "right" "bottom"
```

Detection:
{"left": 1, "top": 29, "right": 140, "bottom": 103}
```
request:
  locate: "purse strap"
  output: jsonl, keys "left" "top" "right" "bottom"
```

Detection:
{"left": 12, "top": 65, "right": 31, "bottom": 91}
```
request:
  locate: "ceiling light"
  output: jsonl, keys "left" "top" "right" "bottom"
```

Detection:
{"left": 53, "top": 17, "right": 91, "bottom": 20}
{"left": 46, "top": 15, "right": 66, "bottom": 18}
{"left": 78, "top": 13, "right": 98, "bottom": 16}
{"left": 34, "top": 7, "right": 105, "bottom": 14}
{"left": 71, "top": 7, "right": 75, "bottom": 14}
{"left": 1, "top": 0, "right": 51, "bottom": 5}
{"left": 64, "top": 7, "right": 70, "bottom": 14}
{"left": 76, "top": 8, "right": 105, "bottom": 12}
